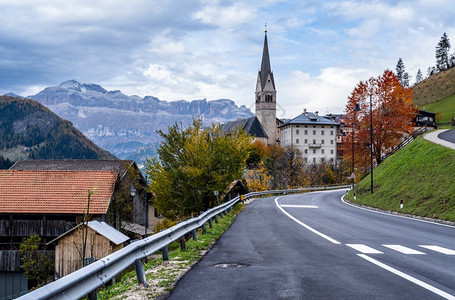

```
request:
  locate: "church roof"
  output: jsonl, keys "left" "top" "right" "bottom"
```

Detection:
{"left": 280, "top": 112, "right": 340, "bottom": 127}
{"left": 223, "top": 116, "right": 268, "bottom": 138}
{"left": 258, "top": 32, "right": 275, "bottom": 90}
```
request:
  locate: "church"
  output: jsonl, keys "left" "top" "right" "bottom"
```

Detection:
{"left": 225, "top": 28, "right": 340, "bottom": 163}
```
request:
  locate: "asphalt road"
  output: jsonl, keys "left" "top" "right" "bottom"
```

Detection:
{"left": 168, "top": 190, "right": 455, "bottom": 299}
{"left": 438, "top": 129, "right": 455, "bottom": 143}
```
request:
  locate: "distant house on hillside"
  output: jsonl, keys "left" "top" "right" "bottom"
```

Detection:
{"left": 414, "top": 110, "right": 437, "bottom": 128}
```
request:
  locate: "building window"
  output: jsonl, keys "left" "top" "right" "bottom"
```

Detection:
{"left": 304, "top": 130, "right": 308, "bottom": 134}
{"left": 330, "top": 130, "right": 334, "bottom": 135}
{"left": 321, "top": 140, "right": 325, "bottom": 144}
{"left": 331, "top": 140, "right": 334, "bottom": 145}
{"left": 313, "top": 157, "right": 316, "bottom": 163}
{"left": 322, "top": 126, "right": 325, "bottom": 128}
{"left": 331, "top": 150, "right": 334, "bottom": 154}
{"left": 313, "top": 130, "right": 316, "bottom": 135}
{"left": 296, "top": 129, "right": 299, "bottom": 134}
{"left": 313, "top": 125, "right": 316, "bottom": 128}
{"left": 265, "top": 93, "right": 273, "bottom": 102}
{"left": 322, "top": 149, "right": 325, "bottom": 154}
{"left": 330, "top": 158, "right": 334, "bottom": 163}
{"left": 321, "top": 130, "right": 324, "bottom": 135}
{"left": 304, "top": 139, "right": 308, "bottom": 144}
{"left": 313, "top": 139, "right": 316, "bottom": 144}
{"left": 256, "top": 95, "right": 260, "bottom": 103}
{"left": 296, "top": 125, "right": 300, "bottom": 128}
{"left": 313, "top": 149, "right": 316, "bottom": 154}
{"left": 305, "top": 125, "right": 308, "bottom": 128}
{"left": 321, "top": 157, "right": 325, "bottom": 163}
{"left": 296, "top": 139, "right": 299, "bottom": 144}
{"left": 304, "top": 149, "right": 308, "bottom": 154}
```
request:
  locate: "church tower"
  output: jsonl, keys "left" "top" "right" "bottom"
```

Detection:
{"left": 255, "top": 28, "right": 277, "bottom": 144}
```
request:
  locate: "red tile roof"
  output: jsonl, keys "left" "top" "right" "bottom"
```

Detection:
{"left": 0, "top": 170, "right": 118, "bottom": 214}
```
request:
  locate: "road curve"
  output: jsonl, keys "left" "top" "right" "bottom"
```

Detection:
{"left": 168, "top": 190, "right": 455, "bottom": 299}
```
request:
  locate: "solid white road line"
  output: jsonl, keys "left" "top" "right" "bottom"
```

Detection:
{"left": 358, "top": 254, "right": 455, "bottom": 300}
{"left": 280, "top": 204, "right": 318, "bottom": 208}
{"left": 341, "top": 194, "right": 455, "bottom": 229}
{"left": 419, "top": 245, "right": 455, "bottom": 255}
{"left": 346, "top": 244, "right": 383, "bottom": 254}
{"left": 275, "top": 197, "right": 340, "bottom": 244}
{"left": 383, "top": 245, "right": 426, "bottom": 255}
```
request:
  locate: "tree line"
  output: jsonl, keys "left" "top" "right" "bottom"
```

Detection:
{"left": 395, "top": 32, "right": 455, "bottom": 88}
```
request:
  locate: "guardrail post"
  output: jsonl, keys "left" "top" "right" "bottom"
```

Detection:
{"left": 162, "top": 245, "right": 169, "bottom": 261}
{"left": 179, "top": 236, "right": 186, "bottom": 250}
{"left": 208, "top": 218, "right": 213, "bottom": 228}
{"left": 201, "top": 223, "right": 207, "bottom": 233}
{"left": 214, "top": 215, "right": 218, "bottom": 223}
{"left": 192, "top": 229, "right": 197, "bottom": 241}
{"left": 134, "top": 259, "right": 148, "bottom": 288}
{"left": 219, "top": 212, "right": 223, "bottom": 219}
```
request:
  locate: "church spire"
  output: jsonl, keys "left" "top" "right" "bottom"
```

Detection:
{"left": 255, "top": 27, "right": 277, "bottom": 145}
{"left": 259, "top": 29, "right": 275, "bottom": 90}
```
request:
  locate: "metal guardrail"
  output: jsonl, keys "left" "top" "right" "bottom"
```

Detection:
{"left": 19, "top": 185, "right": 350, "bottom": 300}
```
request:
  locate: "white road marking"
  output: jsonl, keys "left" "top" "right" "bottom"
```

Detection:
{"left": 346, "top": 244, "right": 383, "bottom": 254}
{"left": 280, "top": 205, "right": 318, "bottom": 208}
{"left": 275, "top": 197, "right": 340, "bottom": 244}
{"left": 419, "top": 245, "right": 455, "bottom": 255}
{"left": 358, "top": 254, "right": 455, "bottom": 300}
{"left": 383, "top": 245, "right": 426, "bottom": 255}
{"left": 341, "top": 194, "right": 455, "bottom": 229}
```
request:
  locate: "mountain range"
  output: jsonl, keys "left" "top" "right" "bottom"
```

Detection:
{"left": 0, "top": 95, "right": 115, "bottom": 167}
{"left": 17, "top": 80, "right": 253, "bottom": 165}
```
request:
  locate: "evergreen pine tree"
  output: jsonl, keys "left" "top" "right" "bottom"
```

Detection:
{"left": 395, "top": 58, "right": 405, "bottom": 84}
{"left": 415, "top": 69, "right": 423, "bottom": 84}
{"left": 436, "top": 32, "right": 451, "bottom": 71}
{"left": 402, "top": 72, "right": 410, "bottom": 87}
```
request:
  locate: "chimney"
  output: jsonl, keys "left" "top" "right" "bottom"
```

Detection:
{"left": 304, "top": 108, "right": 308, "bottom": 116}
{"left": 315, "top": 111, "right": 319, "bottom": 117}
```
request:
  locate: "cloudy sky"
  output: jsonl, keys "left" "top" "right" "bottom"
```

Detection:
{"left": 1, "top": 0, "right": 454, "bottom": 118}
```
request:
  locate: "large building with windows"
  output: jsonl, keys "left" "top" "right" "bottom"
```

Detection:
{"left": 279, "top": 109, "right": 340, "bottom": 164}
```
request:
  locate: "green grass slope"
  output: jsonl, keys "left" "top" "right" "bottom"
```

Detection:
{"left": 420, "top": 93, "right": 455, "bottom": 124}
{"left": 348, "top": 137, "right": 455, "bottom": 222}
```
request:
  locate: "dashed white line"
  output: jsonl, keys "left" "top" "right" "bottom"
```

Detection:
{"left": 275, "top": 197, "right": 340, "bottom": 244}
{"left": 346, "top": 244, "right": 383, "bottom": 254}
{"left": 358, "top": 254, "right": 455, "bottom": 300}
{"left": 280, "top": 204, "right": 318, "bottom": 208}
{"left": 383, "top": 245, "right": 426, "bottom": 255}
{"left": 419, "top": 245, "right": 455, "bottom": 255}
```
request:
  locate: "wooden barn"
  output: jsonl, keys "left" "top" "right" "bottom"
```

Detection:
{"left": 49, "top": 221, "right": 129, "bottom": 278}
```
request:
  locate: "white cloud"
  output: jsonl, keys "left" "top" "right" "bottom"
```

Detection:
{"left": 192, "top": 2, "right": 253, "bottom": 28}
{"left": 279, "top": 68, "right": 369, "bottom": 117}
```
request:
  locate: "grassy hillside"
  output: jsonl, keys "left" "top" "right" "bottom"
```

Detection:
{"left": 420, "top": 93, "right": 455, "bottom": 124}
{"left": 0, "top": 95, "right": 115, "bottom": 165}
{"left": 413, "top": 67, "right": 455, "bottom": 106}
{"left": 347, "top": 137, "right": 455, "bottom": 222}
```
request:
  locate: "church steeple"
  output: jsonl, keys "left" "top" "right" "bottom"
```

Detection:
{"left": 255, "top": 28, "right": 277, "bottom": 144}
{"left": 259, "top": 30, "right": 275, "bottom": 91}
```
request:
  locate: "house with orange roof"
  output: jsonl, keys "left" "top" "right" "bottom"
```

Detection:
{"left": 0, "top": 160, "right": 159, "bottom": 297}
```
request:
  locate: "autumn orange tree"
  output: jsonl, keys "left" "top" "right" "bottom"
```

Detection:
{"left": 345, "top": 70, "right": 417, "bottom": 174}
